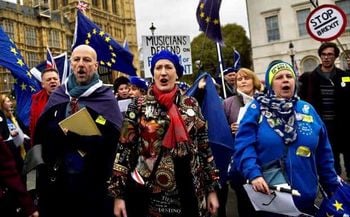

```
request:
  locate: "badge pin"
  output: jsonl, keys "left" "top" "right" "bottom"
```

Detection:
{"left": 341, "top": 82, "right": 346, "bottom": 87}
{"left": 186, "top": 108, "right": 195, "bottom": 117}
{"left": 296, "top": 113, "right": 302, "bottom": 121}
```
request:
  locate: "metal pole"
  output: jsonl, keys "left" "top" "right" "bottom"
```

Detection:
{"left": 216, "top": 42, "right": 226, "bottom": 98}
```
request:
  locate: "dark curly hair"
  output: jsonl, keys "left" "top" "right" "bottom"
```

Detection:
{"left": 318, "top": 42, "right": 340, "bottom": 58}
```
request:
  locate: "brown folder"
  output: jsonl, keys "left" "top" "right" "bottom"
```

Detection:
{"left": 58, "top": 107, "right": 101, "bottom": 136}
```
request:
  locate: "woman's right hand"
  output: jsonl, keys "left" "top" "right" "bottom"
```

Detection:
{"left": 251, "top": 176, "right": 270, "bottom": 195}
{"left": 114, "top": 198, "right": 127, "bottom": 217}
{"left": 230, "top": 122, "right": 239, "bottom": 134}
{"left": 29, "top": 211, "right": 39, "bottom": 217}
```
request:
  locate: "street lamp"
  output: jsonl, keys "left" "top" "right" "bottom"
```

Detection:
{"left": 289, "top": 41, "right": 295, "bottom": 68}
{"left": 149, "top": 22, "right": 156, "bottom": 36}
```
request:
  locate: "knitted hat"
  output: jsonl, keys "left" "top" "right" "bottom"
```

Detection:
{"left": 150, "top": 50, "right": 184, "bottom": 78}
{"left": 223, "top": 67, "right": 237, "bottom": 76}
{"left": 129, "top": 76, "right": 148, "bottom": 92}
{"left": 265, "top": 60, "right": 295, "bottom": 90}
{"left": 113, "top": 76, "right": 130, "bottom": 93}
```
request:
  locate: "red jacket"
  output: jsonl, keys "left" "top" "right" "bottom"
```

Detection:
{"left": 0, "top": 138, "right": 37, "bottom": 216}
{"left": 29, "top": 89, "right": 49, "bottom": 146}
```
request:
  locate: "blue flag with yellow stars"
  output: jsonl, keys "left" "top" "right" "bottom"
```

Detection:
{"left": 186, "top": 72, "right": 234, "bottom": 184}
{"left": 0, "top": 27, "right": 40, "bottom": 127}
{"left": 72, "top": 10, "right": 136, "bottom": 76}
{"left": 316, "top": 182, "right": 350, "bottom": 217}
{"left": 196, "top": 0, "right": 223, "bottom": 44}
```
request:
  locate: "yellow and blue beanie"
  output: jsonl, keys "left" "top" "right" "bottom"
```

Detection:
{"left": 265, "top": 60, "right": 296, "bottom": 90}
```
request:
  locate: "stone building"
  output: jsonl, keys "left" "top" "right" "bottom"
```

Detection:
{"left": 0, "top": 0, "right": 138, "bottom": 94}
{"left": 246, "top": 0, "right": 350, "bottom": 79}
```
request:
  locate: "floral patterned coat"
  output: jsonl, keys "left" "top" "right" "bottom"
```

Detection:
{"left": 108, "top": 88, "right": 219, "bottom": 217}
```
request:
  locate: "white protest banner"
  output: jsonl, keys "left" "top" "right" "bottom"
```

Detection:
{"left": 142, "top": 35, "right": 193, "bottom": 78}
{"left": 306, "top": 4, "right": 347, "bottom": 42}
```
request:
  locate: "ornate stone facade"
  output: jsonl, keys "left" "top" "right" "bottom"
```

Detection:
{"left": 0, "top": 0, "right": 138, "bottom": 93}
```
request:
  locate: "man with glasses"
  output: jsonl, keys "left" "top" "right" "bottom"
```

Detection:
{"left": 298, "top": 42, "right": 350, "bottom": 182}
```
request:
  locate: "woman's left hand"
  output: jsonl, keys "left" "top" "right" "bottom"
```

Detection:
{"left": 207, "top": 191, "right": 219, "bottom": 215}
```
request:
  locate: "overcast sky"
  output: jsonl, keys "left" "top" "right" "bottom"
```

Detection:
{"left": 134, "top": 0, "right": 249, "bottom": 47}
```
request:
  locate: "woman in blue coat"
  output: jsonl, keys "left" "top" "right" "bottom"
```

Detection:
{"left": 232, "top": 60, "right": 340, "bottom": 216}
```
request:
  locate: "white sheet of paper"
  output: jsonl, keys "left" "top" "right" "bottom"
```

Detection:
{"left": 237, "top": 106, "right": 247, "bottom": 124}
{"left": 243, "top": 184, "right": 304, "bottom": 216}
{"left": 118, "top": 99, "right": 132, "bottom": 112}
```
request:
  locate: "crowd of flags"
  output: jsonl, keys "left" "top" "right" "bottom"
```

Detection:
{"left": 0, "top": 2, "right": 136, "bottom": 127}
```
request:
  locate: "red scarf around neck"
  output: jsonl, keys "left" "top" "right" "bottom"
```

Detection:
{"left": 152, "top": 85, "right": 189, "bottom": 149}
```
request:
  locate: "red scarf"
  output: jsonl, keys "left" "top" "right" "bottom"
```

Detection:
{"left": 152, "top": 85, "right": 189, "bottom": 149}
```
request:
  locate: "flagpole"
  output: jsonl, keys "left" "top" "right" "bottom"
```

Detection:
{"left": 216, "top": 42, "right": 226, "bottom": 98}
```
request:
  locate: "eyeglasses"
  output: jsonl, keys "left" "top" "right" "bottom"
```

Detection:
{"left": 321, "top": 53, "right": 335, "bottom": 58}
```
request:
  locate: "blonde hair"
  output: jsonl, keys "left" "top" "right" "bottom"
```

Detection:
{"left": 235, "top": 68, "right": 262, "bottom": 92}
{"left": 0, "top": 94, "right": 13, "bottom": 118}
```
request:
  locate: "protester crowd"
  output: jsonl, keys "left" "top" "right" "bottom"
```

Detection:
{"left": 1, "top": 42, "right": 350, "bottom": 217}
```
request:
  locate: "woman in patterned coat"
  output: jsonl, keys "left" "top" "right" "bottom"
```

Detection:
{"left": 108, "top": 50, "right": 219, "bottom": 217}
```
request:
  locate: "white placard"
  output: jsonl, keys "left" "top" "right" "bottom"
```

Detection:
{"left": 141, "top": 35, "right": 193, "bottom": 78}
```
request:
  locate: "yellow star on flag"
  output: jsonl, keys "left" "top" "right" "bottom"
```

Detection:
{"left": 10, "top": 47, "right": 18, "bottom": 55}
{"left": 17, "top": 58, "right": 24, "bottom": 67}
{"left": 87, "top": 32, "right": 91, "bottom": 38}
{"left": 85, "top": 39, "right": 90, "bottom": 44}
{"left": 333, "top": 200, "right": 344, "bottom": 211}
{"left": 105, "top": 36, "right": 111, "bottom": 42}
{"left": 205, "top": 17, "right": 210, "bottom": 23}
{"left": 21, "top": 82, "right": 27, "bottom": 91}
{"left": 26, "top": 71, "right": 32, "bottom": 78}
{"left": 30, "top": 86, "right": 37, "bottom": 92}
{"left": 92, "top": 29, "right": 97, "bottom": 34}
{"left": 99, "top": 31, "right": 105, "bottom": 36}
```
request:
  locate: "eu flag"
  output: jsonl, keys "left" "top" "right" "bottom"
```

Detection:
{"left": 316, "top": 182, "right": 350, "bottom": 217}
{"left": 72, "top": 10, "right": 136, "bottom": 76}
{"left": 0, "top": 27, "right": 41, "bottom": 127}
{"left": 186, "top": 72, "right": 234, "bottom": 183}
{"left": 196, "top": 0, "right": 223, "bottom": 44}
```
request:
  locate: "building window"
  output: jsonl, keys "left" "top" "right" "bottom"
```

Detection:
{"left": 48, "top": 30, "right": 60, "bottom": 48}
{"left": 2, "top": 20, "right": 15, "bottom": 40}
{"left": 265, "top": 15, "right": 280, "bottom": 42}
{"left": 340, "top": 51, "right": 350, "bottom": 71}
{"left": 0, "top": 68, "right": 15, "bottom": 94}
{"left": 297, "top": 9, "right": 310, "bottom": 36}
{"left": 102, "top": 0, "right": 108, "bottom": 10}
{"left": 66, "top": 35, "right": 72, "bottom": 50}
{"left": 26, "top": 52, "right": 39, "bottom": 68}
{"left": 25, "top": 27, "right": 37, "bottom": 46}
{"left": 336, "top": 0, "right": 350, "bottom": 28}
{"left": 52, "top": 0, "right": 58, "bottom": 9}
{"left": 302, "top": 57, "right": 319, "bottom": 73}
{"left": 98, "top": 66, "right": 112, "bottom": 84}
{"left": 112, "top": 1, "right": 117, "bottom": 14}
